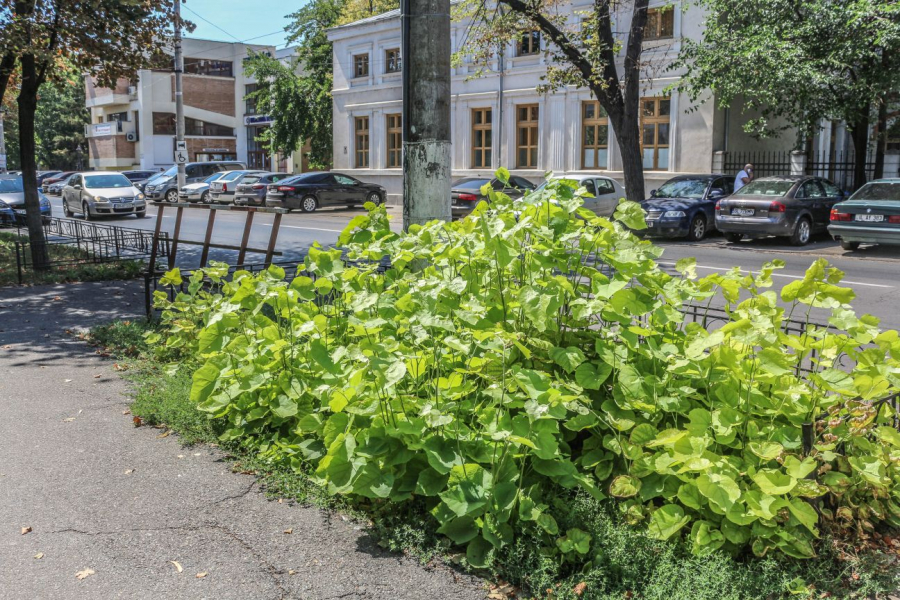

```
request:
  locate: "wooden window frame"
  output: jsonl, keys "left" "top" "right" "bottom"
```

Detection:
{"left": 386, "top": 113, "right": 402, "bottom": 168}
{"left": 516, "top": 31, "right": 541, "bottom": 57}
{"left": 581, "top": 101, "right": 609, "bottom": 170}
{"left": 472, "top": 108, "right": 492, "bottom": 169}
{"left": 640, "top": 97, "right": 671, "bottom": 171}
{"left": 353, "top": 53, "right": 369, "bottom": 78}
{"left": 516, "top": 104, "right": 539, "bottom": 169}
{"left": 385, "top": 48, "right": 401, "bottom": 74}
{"left": 644, "top": 7, "right": 674, "bottom": 41}
{"left": 355, "top": 116, "right": 370, "bottom": 168}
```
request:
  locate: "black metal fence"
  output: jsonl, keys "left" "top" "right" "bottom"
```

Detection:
{"left": 807, "top": 150, "right": 876, "bottom": 192}
{"left": 723, "top": 151, "right": 792, "bottom": 178}
{"left": 10, "top": 218, "right": 168, "bottom": 284}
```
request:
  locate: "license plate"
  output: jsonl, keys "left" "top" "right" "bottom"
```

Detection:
{"left": 855, "top": 214, "right": 884, "bottom": 222}
{"left": 15, "top": 209, "right": 25, "bottom": 215}
{"left": 646, "top": 220, "right": 657, "bottom": 227}
{"left": 732, "top": 208, "right": 755, "bottom": 216}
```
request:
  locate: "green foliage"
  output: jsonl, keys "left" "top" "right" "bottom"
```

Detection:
{"left": 336, "top": 0, "right": 399, "bottom": 25}
{"left": 151, "top": 175, "right": 900, "bottom": 576}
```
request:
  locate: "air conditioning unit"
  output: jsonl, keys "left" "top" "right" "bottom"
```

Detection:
{"left": 125, "top": 131, "right": 138, "bottom": 142}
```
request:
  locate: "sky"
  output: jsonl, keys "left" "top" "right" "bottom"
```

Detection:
{"left": 181, "top": 0, "right": 305, "bottom": 50}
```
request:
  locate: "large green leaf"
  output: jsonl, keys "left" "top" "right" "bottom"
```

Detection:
{"left": 647, "top": 504, "right": 690, "bottom": 541}
{"left": 752, "top": 469, "right": 797, "bottom": 495}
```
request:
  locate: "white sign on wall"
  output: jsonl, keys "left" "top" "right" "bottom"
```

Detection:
{"left": 93, "top": 123, "right": 114, "bottom": 136}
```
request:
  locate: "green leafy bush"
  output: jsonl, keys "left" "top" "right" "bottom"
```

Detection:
{"left": 149, "top": 175, "right": 900, "bottom": 569}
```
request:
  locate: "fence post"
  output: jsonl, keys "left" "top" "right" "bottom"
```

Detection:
{"left": 712, "top": 151, "right": 726, "bottom": 174}
{"left": 15, "top": 241, "right": 23, "bottom": 284}
{"left": 790, "top": 151, "right": 807, "bottom": 176}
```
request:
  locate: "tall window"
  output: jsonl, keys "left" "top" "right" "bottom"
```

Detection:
{"left": 516, "top": 104, "right": 539, "bottom": 169}
{"left": 517, "top": 31, "right": 541, "bottom": 56}
{"left": 644, "top": 7, "right": 674, "bottom": 40}
{"left": 353, "top": 54, "right": 369, "bottom": 78}
{"left": 472, "top": 108, "right": 492, "bottom": 168}
{"left": 152, "top": 113, "right": 234, "bottom": 137}
{"left": 582, "top": 101, "right": 609, "bottom": 169}
{"left": 641, "top": 97, "right": 670, "bottom": 171}
{"left": 385, "top": 48, "right": 401, "bottom": 73}
{"left": 355, "top": 116, "right": 370, "bottom": 168}
{"left": 245, "top": 84, "right": 258, "bottom": 115}
{"left": 386, "top": 113, "right": 402, "bottom": 168}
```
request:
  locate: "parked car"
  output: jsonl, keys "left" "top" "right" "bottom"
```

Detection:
{"left": 36, "top": 171, "right": 62, "bottom": 187}
{"left": 143, "top": 161, "right": 246, "bottom": 203}
{"left": 179, "top": 172, "right": 229, "bottom": 203}
{"left": 0, "top": 175, "right": 52, "bottom": 226}
{"left": 210, "top": 170, "right": 268, "bottom": 204}
{"left": 48, "top": 174, "right": 77, "bottom": 196}
{"left": 532, "top": 174, "right": 624, "bottom": 217}
{"left": 122, "top": 169, "right": 162, "bottom": 192}
{"left": 42, "top": 171, "right": 76, "bottom": 194}
{"left": 234, "top": 173, "right": 292, "bottom": 206}
{"left": 451, "top": 176, "right": 536, "bottom": 219}
{"left": 640, "top": 174, "right": 730, "bottom": 241}
{"left": 265, "top": 172, "right": 385, "bottom": 212}
{"left": 715, "top": 175, "right": 843, "bottom": 246}
{"left": 62, "top": 172, "right": 146, "bottom": 220}
{"left": 828, "top": 178, "right": 900, "bottom": 250}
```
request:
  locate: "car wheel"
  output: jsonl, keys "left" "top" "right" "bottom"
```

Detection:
{"left": 200, "top": 191, "right": 210, "bottom": 204}
{"left": 840, "top": 240, "right": 860, "bottom": 251}
{"left": 83, "top": 201, "right": 93, "bottom": 221}
{"left": 790, "top": 217, "right": 812, "bottom": 246}
{"left": 724, "top": 232, "right": 743, "bottom": 243}
{"left": 136, "top": 210, "right": 146, "bottom": 219}
{"left": 300, "top": 195, "right": 318, "bottom": 213}
{"left": 63, "top": 200, "right": 73, "bottom": 217}
{"left": 165, "top": 189, "right": 178, "bottom": 203}
{"left": 367, "top": 192, "right": 382, "bottom": 205}
{"left": 686, "top": 214, "right": 707, "bottom": 241}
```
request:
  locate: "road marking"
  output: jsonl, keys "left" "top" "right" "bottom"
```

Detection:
{"left": 658, "top": 261, "right": 894, "bottom": 289}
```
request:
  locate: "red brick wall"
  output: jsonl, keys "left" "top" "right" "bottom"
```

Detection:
{"left": 172, "top": 75, "right": 235, "bottom": 117}
{"left": 88, "top": 135, "right": 137, "bottom": 161}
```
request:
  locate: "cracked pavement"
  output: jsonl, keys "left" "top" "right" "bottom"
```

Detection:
{"left": 0, "top": 280, "right": 485, "bottom": 599}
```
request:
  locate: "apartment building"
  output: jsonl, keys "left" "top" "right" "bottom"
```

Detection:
{"left": 326, "top": 2, "right": 811, "bottom": 201}
{"left": 85, "top": 38, "right": 279, "bottom": 171}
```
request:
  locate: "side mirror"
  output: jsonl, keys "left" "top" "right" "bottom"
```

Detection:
{"left": 73, "top": 184, "right": 82, "bottom": 190}
{"left": 650, "top": 189, "right": 657, "bottom": 197}
{"left": 709, "top": 189, "right": 724, "bottom": 198}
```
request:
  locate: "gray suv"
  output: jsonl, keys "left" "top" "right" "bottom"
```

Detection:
{"left": 143, "top": 161, "right": 246, "bottom": 202}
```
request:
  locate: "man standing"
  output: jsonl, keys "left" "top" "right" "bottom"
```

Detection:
{"left": 734, "top": 163, "right": 753, "bottom": 192}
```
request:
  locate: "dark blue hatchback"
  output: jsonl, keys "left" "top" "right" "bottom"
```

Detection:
{"left": 641, "top": 174, "right": 731, "bottom": 241}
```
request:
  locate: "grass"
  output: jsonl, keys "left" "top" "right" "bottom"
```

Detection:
{"left": 87, "top": 319, "right": 900, "bottom": 600}
{"left": 0, "top": 231, "right": 144, "bottom": 286}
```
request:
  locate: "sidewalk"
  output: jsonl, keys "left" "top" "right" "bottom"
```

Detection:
{"left": 0, "top": 280, "right": 484, "bottom": 599}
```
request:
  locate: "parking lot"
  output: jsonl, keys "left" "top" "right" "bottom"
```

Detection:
{"left": 41, "top": 193, "right": 900, "bottom": 330}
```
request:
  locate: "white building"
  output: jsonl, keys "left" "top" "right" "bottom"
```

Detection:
{"left": 326, "top": 2, "right": 867, "bottom": 201}
{"left": 85, "top": 38, "right": 279, "bottom": 171}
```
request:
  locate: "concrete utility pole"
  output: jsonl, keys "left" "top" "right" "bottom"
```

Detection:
{"left": 401, "top": 0, "right": 452, "bottom": 229}
{"left": 174, "top": 0, "right": 186, "bottom": 191}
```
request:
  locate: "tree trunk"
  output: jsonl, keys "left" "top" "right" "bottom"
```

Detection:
{"left": 874, "top": 101, "right": 887, "bottom": 180}
{"left": 850, "top": 110, "right": 870, "bottom": 192}
{"left": 18, "top": 53, "right": 49, "bottom": 271}
{"left": 609, "top": 110, "right": 645, "bottom": 201}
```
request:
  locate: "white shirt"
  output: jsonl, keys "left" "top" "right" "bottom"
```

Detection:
{"left": 734, "top": 171, "right": 750, "bottom": 192}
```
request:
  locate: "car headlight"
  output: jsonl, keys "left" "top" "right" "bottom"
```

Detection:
{"left": 94, "top": 196, "right": 109, "bottom": 203}
{"left": 40, "top": 197, "right": 50, "bottom": 207}
{"left": 663, "top": 210, "right": 686, "bottom": 218}
{"left": 136, "top": 193, "right": 145, "bottom": 200}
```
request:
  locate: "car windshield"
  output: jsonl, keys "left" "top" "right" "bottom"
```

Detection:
{"left": 849, "top": 182, "right": 900, "bottom": 201}
{"left": 220, "top": 172, "right": 244, "bottom": 182}
{"left": 454, "top": 178, "right": 492, "bottom": 190}
{"left": 655, "top": 179, "right": 708, "bottom": 199}
{"left": 84, "top": 174, "right": 133, "bottom": 189}
{"left": 203, "top": 173, "right": 224, "bottom": 183}
{"left": 736, "top": 180, "right": 795, "bottom": 196}
{"left": 242, "top": 175, "right": 262, "bottom": 184}
{"left": 0, "top": 178, "right": 24, "bottom": 193}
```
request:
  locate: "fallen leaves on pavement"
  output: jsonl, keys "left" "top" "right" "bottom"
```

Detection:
{"left": 169, "top": 561, "right": 183, "bottom": 573}
{"left": 21, "top": 526, "right": 32, "bottom": 535}
{"left": 283, "top": 528, "right": 293, "bottom": 534}
{"left": 75, "top": 568, "right": 95, "bottom": 580}
{"left": 133, "top": 416, "right": 143, "bottom": 427}
{"left": 62, "top": 417, "right": 76, "bottom": 422}
{"left": 33, "top": 552, "right": 43, "bottom": 559}
{"left": 196, "top": 572, "right": 207, "bottom": 579}
{"left": 156, "top": 431, "right": 171, "bottom": 439}
{"left": 124, "top": 469, "right": 134, "bottom": 475}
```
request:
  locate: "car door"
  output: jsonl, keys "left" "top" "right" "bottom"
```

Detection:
{"left": 333, "top": 174, "right": 366, "bottom": 204}
{"left": 593, "top": 178, "right": 619, "bottom": 216}
{"left": 818, "top": 179, "right": 844, "bottom": 231}
{"left": 314, "top": 174, "right": 341, "bottom": 205}
{"left": 798, "top": 179, "right": 829, "bottom": 230}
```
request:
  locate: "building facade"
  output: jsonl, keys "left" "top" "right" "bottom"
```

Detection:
{"left": 326, "top": 2, "right": 831, "bottom": 202}
{"left": 85, "top": 38, "right": 281, "bottom": 171}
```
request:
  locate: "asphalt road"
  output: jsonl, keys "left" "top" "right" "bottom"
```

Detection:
{"left": 44, "top": 194, "right": 900, "bottom": 330}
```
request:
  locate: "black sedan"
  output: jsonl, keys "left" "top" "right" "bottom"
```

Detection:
{"left": 641, "top": 174, "right": 731, "bottom": 241}
{"left": 716, "top": 176, "right": 844, "bottom": 246}
{"left": 265, "top": 172, "right": 385, "bottom": 213}
{"left": 451, "top": 176, "right": 536, "bottom": 219}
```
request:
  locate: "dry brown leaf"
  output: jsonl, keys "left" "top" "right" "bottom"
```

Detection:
{"left": 122, "top": 409, "right": 131, "bottom": 415}
{"left": 288, "top": 570, "right": 296, "bottom": 575}
{"left": 33, "top": 552, "right": 44, "bottom": 559}
{"left": 278, "top": 499, "right": 283, "bottom": 504}
{"left": 283, "top": 528, "right": 293, "bottom": 534}
{"left": 63, "top": 417, "right": 76, "bottom": 422}
{"left": 169, "top": 560, "right": 183, "bottom": 573}
{"left": 75, "top": 568, "right": 95, "bottom": 580}
{"left": 53, "top": 296, "right": 63, "bottom": 301}
{"left": 2, "top": 345, "right": 11, "bottom": 349}
{"left": 573, "top": 581, "right": 587, "bottom": 596}
{"left": 93, "top": 374, "right": 101, "bottom": 379}
{"left": 21, "top": 526, "right": 32, "bottom": 535}
{"left": 124, "top": 469, "right": 134, "bottom": 475}
{"left": 133, "top": 416, "right": 143, "bottom": 427}
{"left": 113, "top": 363, "right": 127, "bottom": 372}
{"left": 195, "top": 572, "right": 207, "bottom": 579}
{"left": 177, "top": 454, "right": 185, "bottom": 459}
{"left": 156, "top": 431, "right": 171, "bottom": 439}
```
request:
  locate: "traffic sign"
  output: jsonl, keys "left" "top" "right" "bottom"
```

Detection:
{"left": 175, "top": 140, "right": 187, "bottom": 152}
{"left": 174, "top": 150, "right": 189, "bottom": 164}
